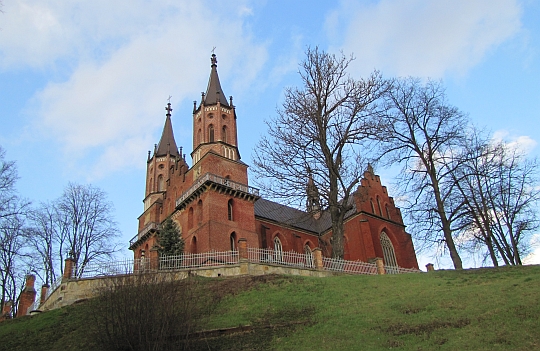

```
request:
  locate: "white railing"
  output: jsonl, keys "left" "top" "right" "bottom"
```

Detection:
{"left": 74, "top": 251, "right": 239, "bottom": 279}
{"left": 322, "top": 257, "right": 378, "bottom": 275}
{"left": 65, "top": 249, "right": 420, "bottom": 281}
{"left": 157, "top": 250, "right": 239, "bottom": 271}
{"left": 77, "top": 258, "right": 135, "bottom": 279}
{"left": 385, "top": 265, "right": 421, "bottom": 274}
{"left": 248, "top": 248, "right": 315, "bottom": 268}
{"left": 45, "top": 275, "right": 63, "bottom": 300}
{"left": 27, "top": 299, "right": 41, "bottom": 314}
{"left": 130, "top": 222, "right": 161, "bottom": 246}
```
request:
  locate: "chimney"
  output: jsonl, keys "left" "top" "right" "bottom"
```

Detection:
{"left": 16, "top": 275, "right": 36, "bottom": 317}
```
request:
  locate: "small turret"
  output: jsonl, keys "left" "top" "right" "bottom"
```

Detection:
{"left": 306, "top": 170, "right": 321, "bottom": 218}
{"left": 191, "top": 52, "right": 240, "bottom": 163}
{"left": 155, "top": 102, "right": 179, "bottom": 157}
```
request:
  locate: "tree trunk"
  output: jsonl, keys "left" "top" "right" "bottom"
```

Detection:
{"left": 331, "top": 212, "right": 346, "bottom": 259}
{"left": 431, "top": 174, "right": 463, "bottom": 269}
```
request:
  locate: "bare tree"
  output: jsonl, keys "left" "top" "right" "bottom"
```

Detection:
{"left": 449, "top": 130, "right": 502, "bottom": 266}
{"left": 379, "top": 78, "right": 468, "bottom": 269}
{"left": 0, "top": 211, "right": 29, "bottom": 317}
{"left": 0, "top": 147, "right": 30, "bottom": 314}
{"left": 253, "top": 47, "right": 388, "bottom": 258}
{"left": 453, "top": 131, "right": 540, "bottom": 266}
{"left": 26, "top": 202, "right": 61, "bottom": 285}
{"left": 55, "top": 183, "right": 120, "bottom": 277}
{"left": 0, "top": 147, "right": 27, "bottom": 220}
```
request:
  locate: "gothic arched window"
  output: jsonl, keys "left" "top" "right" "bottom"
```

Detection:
{"left": 228, "top": 199, "right": 234, "bottom": 221}
{"left": 188, "top": 207, "right": 194, "bottom": 229}
{"left": 304, "top": 244, "right": 313, "bottom": 268}
{"left": 386, "top": 204, "right": 391, "bottom": 220}
{"left": 157, "top": 175, "right": 165, "bottom": 191}
{"left": 370, "top": 199, "right": 375, "bottom": 214}
{"left": 222, "top": 126, "right": 227, "bottom": 143}
{"left": 197, "top": 129, "right": 202, "bottom": 144}
{"left": 191, "top": 236, "right": 197, "bottom": 254}
{"left": 197, "top": 200, "right": 203, "bottom": 224}
{"left": 377, "top": 196, "right": 383, "bottom": 216}
{"left": 230, "top": 232, "right": 237, "bottom": 251}
{"left": 274, "top": 237, "right": 283, "bottom": 262}
{"left": 380, "top": 232, "right": 398, "bottom": 273}
{"left": 209, "top": 125, "right": 214, "bottom": 142}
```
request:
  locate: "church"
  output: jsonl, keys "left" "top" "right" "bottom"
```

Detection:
{"left": 128, "top": 54, "right": 418, "bottom": 270}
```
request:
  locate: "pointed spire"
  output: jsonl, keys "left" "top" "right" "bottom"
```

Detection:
{"left": 306, "top": 169, "right": 321, "bottom": 214}
{"left": 367, "top": 163, "right": 375, "bottom": 175}
{"left": 155, "top": 102, "right": 180, "bottom": 157}
{"left": 204, "top": 53, "right": 230, "bottom": 107}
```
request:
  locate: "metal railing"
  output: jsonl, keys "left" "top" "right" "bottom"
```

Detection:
{"left": 75, "top": 251, "right": 239, "bottom": 279}
{"left": 27, "top": 299, "right": 41, "bottom": 314}
{"left": 157, "top": 250, "right": 238, "bottom": 270}
{"left": 65, "top": 249, "right": 421, "bottom": 281}
{"left": 175, "top": 172, "right": 259, "bottom": 208}
{"left": 248, "top": 248, "right": 314, "bottom": 268}
{"left": 385, "top": 265, "right": 421, "bottom": 274}
{"left": 322, "top": 257, "right": 379, "bottom": 275}
{"left": 130, "top": 222, "right": 160, "bottom": 246}
{"left": 46, "top": 275, "right": 63, "bottom": 299}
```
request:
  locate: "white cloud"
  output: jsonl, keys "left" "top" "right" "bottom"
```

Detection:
{"left": 326, "top": 0, "right": 522, "bottom": 78}
{"left": 492, "top": 130, "right": 537, "bottom": 155}
{"left": 523, "top": 234, "right": 540, "bottom": 265}
{"left": 7, "top": 1, "right": 267, "bottom": 178}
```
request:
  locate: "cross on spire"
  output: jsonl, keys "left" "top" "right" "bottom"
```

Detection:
{"left": 165, "top": 98, "right": 173, "bottom": 117}
{"left": 211, "top": 50, "right": 217, "bottom": 67}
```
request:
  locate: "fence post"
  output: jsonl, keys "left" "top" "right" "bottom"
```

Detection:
{"left": 312, "top": 248, "right": 323, "bottom": 270}
{"left": 63, "top": 258, "right": 75, "bottom": 281}
{"left": 425, "top": 263, "right": 435, "bottom": 272}
{"left": 149, "top": 247, "right": 160, "bottom": 270}
{"left": 40, "top": 284, "right": 50, "bottom": 305}
{"left": 238, "top": 238, "right": 249, "bottom": 275}
{"left": 16, "top": 274, "right": 36, "bottom": 317}
{"left": 369, "top": 257, "right": 386, "bottom": 275}
{"left": 238, "top": 238, "right": 248, "bottom": 261}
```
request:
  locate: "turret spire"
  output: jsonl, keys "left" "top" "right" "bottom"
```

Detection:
{"left": 204, "top": 53, "right": 230, "bottom": 107}
{"left": 155, "top": 101, "right": 179, "bottom": 157}
{"left": 306, "top": 170, "right": 321, "bottom": 214}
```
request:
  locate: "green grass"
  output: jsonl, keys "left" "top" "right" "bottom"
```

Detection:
{"left": 1, "top": 265, "right": 539, "bottom": 350}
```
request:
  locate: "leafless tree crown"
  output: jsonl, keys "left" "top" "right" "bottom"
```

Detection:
{"left": 253, "top": 47, "right": 389, "bottom": 258}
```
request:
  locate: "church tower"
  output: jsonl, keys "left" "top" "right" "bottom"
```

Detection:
{"left": 131, "top": 54, "right": 260, "bottom": 258}
{"left": 179, "top": 53, "right": 259, "bottom": 253}
{"left": 191, "top": 54, "right": 239, "bottom": 167}
{"left": 144, "top": 102, "right": 182, "bottom": 212}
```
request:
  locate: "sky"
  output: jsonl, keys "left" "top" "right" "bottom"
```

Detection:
{"left": 1, "top": 0, "right": 539, "bottom": 269}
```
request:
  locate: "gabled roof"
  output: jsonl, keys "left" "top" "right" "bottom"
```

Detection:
{"left": 203, "top": 54, "right": 230, "bottom": 107}
{"left": 155, "top": 104, "right": 179, "bottom": 157}
{"left": 254, "top": 198, "right": 357, "bottom": 235}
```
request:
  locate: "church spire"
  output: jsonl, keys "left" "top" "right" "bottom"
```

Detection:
{"left": 155, "top": 102, "right": 179, "bottom": 157}
{"left": 203, "top": 53, "right": 230, "bottom": 107}
{"left": 306, "top": 170, "right": 321, "bottom": 215}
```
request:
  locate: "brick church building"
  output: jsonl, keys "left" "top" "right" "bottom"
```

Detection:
{"left": 128, "top": 54, "right": 418, "bottom": 270}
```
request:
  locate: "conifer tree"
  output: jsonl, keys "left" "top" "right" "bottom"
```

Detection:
{"left": 156, "top": 218, "right": 184, "bottom": 257}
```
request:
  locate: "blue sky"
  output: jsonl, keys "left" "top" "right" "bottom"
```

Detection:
{"left": 1, "top": 0, "right": 539, "bottom": 269}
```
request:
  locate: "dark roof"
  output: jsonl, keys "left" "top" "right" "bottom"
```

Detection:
{"left": 203, "top": 54, "right": 230, "bottom": 107}
{"left": 254, "top": 198, "right": 357, "bottom": 234}
{"left": 155, "top": 111, "right": 179, "bottom": 157}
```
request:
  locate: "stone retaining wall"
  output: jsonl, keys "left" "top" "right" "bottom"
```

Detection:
{"left": 39, "top": 261, "right": 335, "bottom": 312}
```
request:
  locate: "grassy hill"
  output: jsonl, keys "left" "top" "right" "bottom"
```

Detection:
{"left": 1, "top": 265, "right": 539, "bottom": 350}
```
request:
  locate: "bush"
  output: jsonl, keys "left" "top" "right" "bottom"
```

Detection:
{"left": 91, "top": 273, "right": 213, "bottom": 351}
